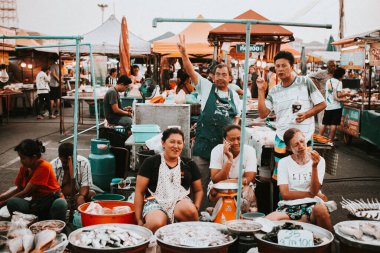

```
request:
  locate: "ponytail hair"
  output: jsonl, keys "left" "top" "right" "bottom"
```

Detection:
{"left": 14, "top": 139, "right": 45, "bottom": 158}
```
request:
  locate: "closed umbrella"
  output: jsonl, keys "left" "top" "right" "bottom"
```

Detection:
{"left": 119, "top": 16, "right": 131, "bottom": 76}
{"left": 300, "top": 46, "right": 307, "bottom": 75}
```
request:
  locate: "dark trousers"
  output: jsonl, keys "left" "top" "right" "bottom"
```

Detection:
{"left": 38, "top": 93, "right": 52, "bottom": 116}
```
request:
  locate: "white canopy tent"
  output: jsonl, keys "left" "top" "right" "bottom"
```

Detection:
{"left": 58, "top": 15, "right": 151, "bottom": 55}
{"left": 308, "top": 51, "right": 341, "bottom": 63}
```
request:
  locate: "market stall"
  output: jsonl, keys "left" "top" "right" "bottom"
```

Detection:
{"left": 333, "top": 30, "right": 380, "bottom": 147}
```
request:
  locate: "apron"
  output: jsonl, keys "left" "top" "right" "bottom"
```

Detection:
{"left": 148, "top": 154, "right": 190, "bottom": 223}
{"left": 193, "top": 85, "right": 238, "bottom": 160}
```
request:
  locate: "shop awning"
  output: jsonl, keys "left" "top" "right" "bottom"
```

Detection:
{"left": 152, "top": 15, "right": 214, "bottom": 57}
{"left": 333, "top": 29, "right": 380, "bottom": 46}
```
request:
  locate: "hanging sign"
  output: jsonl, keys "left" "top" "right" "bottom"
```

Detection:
{"left": 236, "top": 44, "right": 263, "bottom": 53}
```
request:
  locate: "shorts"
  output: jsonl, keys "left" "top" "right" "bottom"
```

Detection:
{"left": 49, "top": 86, "right": 61, "bottom": 100}
{"left": 142, "top": 199, "right": 165, "bottom": 218}
{"left": 322, "top": 108, "right": 342, "bottom": 126}
{"left": 277, "top": 203, "right": 315, "bottom": 221}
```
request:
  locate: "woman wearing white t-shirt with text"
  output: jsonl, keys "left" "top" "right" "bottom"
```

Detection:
{"left": 266, "top": 128, "right": 332, "bottom": 231}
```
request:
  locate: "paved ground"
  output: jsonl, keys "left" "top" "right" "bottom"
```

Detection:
{"left": 0, "top": 105, "right": 379, "bottom": 228}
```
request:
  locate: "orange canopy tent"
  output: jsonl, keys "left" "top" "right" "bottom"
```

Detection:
{"left": 208, "top": 10, "right": 294, "bottom": 62}
{"left": 280, "top": 43, "right": 301, "bottom": 62}
{"left": 152, "top": 15, "right": 214, "bottom": 58}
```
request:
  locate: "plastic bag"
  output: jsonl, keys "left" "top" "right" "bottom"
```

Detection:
{"left": 175, "top": 90, "right": 186, "bottom": 104}
{"left": 185, "top": 94, "right": 198, "bottom": 104}
{"left": 84, "top": 202, "right": 104, "bottom": 214}
{"left": 145, "top": 133, "right": 163, "bottom": 154}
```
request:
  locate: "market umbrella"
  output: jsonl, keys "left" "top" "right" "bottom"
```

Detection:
{"left": 326, "top": 35, "right": 336, "bottom": 52}
{"left": 119, "top": 16, "right": 131, "bottom": 76}
{"left": 300, "top": 46, "right": 307, "bottom": 75}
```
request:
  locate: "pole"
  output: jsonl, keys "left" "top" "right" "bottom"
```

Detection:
{"left": 339, "top": 0, "right": 345, "bottom": 39}
{"left": 72, "top": 38, "right": 80, "bottom": 185}
{"left": 235, "top": 22, "right": 252, "bottom": 218}
{"left": 89, "top": 44, "right": 100, "bottom": 138}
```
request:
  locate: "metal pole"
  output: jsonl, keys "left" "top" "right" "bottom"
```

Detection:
{"left": 89, "top": 44, "right": 100, "bottom": 138}
{"left": 60, "top": 122, "right": 105, "bottom": 143}
{"left": 152, "top": 18, "right": 332, "bottom": 29}
{"left": 236, "top": 23, "right": 252, "bottom": 218}
{"left": 72, "top": 38, "right": 81, "bottom": 178}
{"left": 0, "top": 35, "right": 83, "bottom": 40}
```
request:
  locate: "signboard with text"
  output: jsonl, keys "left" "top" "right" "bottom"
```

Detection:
{"left": 369, "top": 43, "right": 380, "bottom": 66}
{"left": 340, "top": 47, "right": 365, "bottom": 69}
{"left": 236, "top": 44, "right": 264, "bottom": 53}
{"left": 340, "top": 106, "right": 361, "bottom": 137}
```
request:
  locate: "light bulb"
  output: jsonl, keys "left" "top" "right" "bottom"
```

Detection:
{"left": 21, "top": 62, "right": 26, "bottom": 68}
{"left": 261, "top": 61, "right": 267, "bottom": 69}
{"left": 27, "top": 64, "right": 33, "bottom": 69}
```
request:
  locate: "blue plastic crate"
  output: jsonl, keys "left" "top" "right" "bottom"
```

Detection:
{"left": 131, "top": 124, "right": 161, "bottom": 143}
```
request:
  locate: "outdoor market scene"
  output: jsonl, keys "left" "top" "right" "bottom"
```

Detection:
{"left": 1, "top": 0, "right": 380, "bottom": 252}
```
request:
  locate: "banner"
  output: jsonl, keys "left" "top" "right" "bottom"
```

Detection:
{"left": 93, "top": 55, "right": 107, "bottom": 86}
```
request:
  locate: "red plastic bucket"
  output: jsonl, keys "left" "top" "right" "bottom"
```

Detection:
{"left": 78, "top": 200, "right": 136, "bottom": 226}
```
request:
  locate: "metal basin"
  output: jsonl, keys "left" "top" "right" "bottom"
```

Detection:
{"left": 254, "top": 220, "right": 334, "bottom": 253}
{"left": 68, "top": 223, "right": 152, "bottom": 253}
{"left": 155, "top": 221, "right": 237, "bottom": 253}
{"left": 334, "top": 220, "right": 380, "bottom": 253}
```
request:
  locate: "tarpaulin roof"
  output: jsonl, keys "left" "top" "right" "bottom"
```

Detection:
{"left": 152, "top": 15, "right": 214, "bottom": 57}
{"left": 208, "top": 10, "right": 294, "bottom": 43}
{"left": 60, "top": 15, "right": 151, "bottom": 55}
{"left": 333, "top": 29, "right": 380, "bottom": 46}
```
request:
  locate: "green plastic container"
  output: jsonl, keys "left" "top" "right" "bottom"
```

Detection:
{"left": 89, "top": 139, "right": 115, "bottom": 191}
{"left": 242, "top": 212, "right": 266, "bottom": 220}
{"left": 91, "top": 193, "right": 125, "bottom": 201}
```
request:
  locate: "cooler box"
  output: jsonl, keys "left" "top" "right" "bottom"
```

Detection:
{"left": 131, "top": 124, "right": 161, "bottom": 143}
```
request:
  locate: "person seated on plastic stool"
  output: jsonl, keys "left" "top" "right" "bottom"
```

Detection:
{"left": 51, "top": 143, "right": 101, "bottom": 209}
{"left": 265, "top": 128, "right": 332, "bottom": 231}
{"left": 0, "top": 139, "right": 67, "bottom": 222}
{"left": 103, "top": 75, "right": 133, "bottom": 127}
{"left": 207, "top": 125, "right": 257, "bottom": 212}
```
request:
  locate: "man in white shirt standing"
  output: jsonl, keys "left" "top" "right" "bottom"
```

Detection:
{"left": 36, "top": 66, "right": 55, "bottom": 119}
{"left": 257, "top": 51, "right": 326, "bottom": 182}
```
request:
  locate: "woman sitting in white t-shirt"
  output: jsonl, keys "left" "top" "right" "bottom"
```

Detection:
{"left": 208, "top": 125, "right": 257, "bottom": 209}
{"left": 266, "top": 128, "right": 332, "bottom": 231}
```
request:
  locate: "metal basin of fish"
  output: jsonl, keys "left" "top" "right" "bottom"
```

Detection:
{"left": 225, "top": 219, "right": 262, "bottom": 235}
{"left": 29, "top": 220, "right": 66, "bottom": 233}
{"left": 155, "top": 221, "right": 237, "bottom": 252}
{"left": 334, "top": 220, "right": 380, "bottom": 252}
{"left": 254, "top": 220, "right": 334, "bottom": 253}
{"left": 68, "top": 223, "right": 152, "bottom": 253}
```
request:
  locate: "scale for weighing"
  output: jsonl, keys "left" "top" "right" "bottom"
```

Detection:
{"left": 212, "top": 182, "right": 239, "bottom": 223}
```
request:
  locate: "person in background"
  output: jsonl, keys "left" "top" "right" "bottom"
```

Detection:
{"left": 105, "top": 68, "right": 118, "bottom": 87}
{"left": 309, "top": 60, "right": 336, "bottom": 127}
{"left": 135, "top": 128, "right": 203, "bottom": 232}
{"left": 103, "top": 75, "right": 133, "bottom": 127}
{"left": 131, "top": 65, "right": 144, "bottom": 84}
{"left": 208, "top": 125, "right": 257, "bottom": 210}
{"left": 267, "top": 66, "right": 278, "bottom": 91}
{"left": 266, "top": 128, "right": 331, "bottom": 231}
{"left": 257, "top": 51, "right": 326, "bottom": 182}
{"left": 36, "top": 66, "right": 55, "bottom": 119}
{"left": 176, "top": 69, "right": 194, "bottom": 94}
{"left": 319, "top": 67, "right": 349, "bottom": 140}
{"left": 49, "top": 59, "right": 61, "bottom": 116}
{"left": 145, "top": 65, "right": 153, "bottom": 79}
{"left": 0, "top": 139, "right": 67, "bottom": 221}
{"left": 51, "top": 143, "right": 96, "bottom": 208}
{"left": 178, "top": 35, "right": 241, "bottom": 210}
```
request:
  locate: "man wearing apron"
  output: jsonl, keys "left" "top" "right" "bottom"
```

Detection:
{"left": 178, "top": 35, "right": 241, "bottom": 210}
